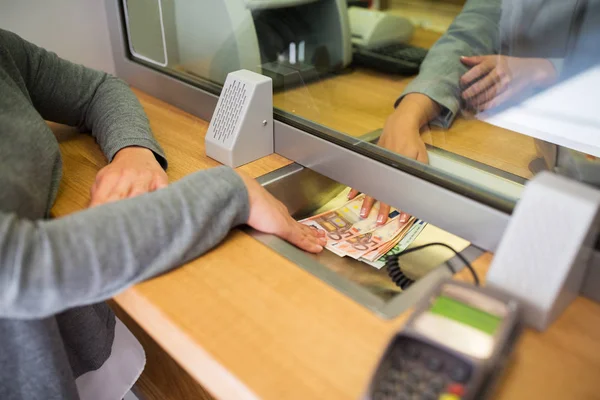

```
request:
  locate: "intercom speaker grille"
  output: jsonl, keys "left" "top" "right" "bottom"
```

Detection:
{"left": 211, "top": 79, "right": 248, "bottom": 144}
{"left": 204, "top": 69, "right": 273, "bottom": 168}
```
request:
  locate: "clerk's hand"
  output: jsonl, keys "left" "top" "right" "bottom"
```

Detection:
{"left": 236, "top": 170, "right": 327, "bottom": 253}
{"left": 348, "top": 93, "right": 439, "bottom": 225}
{"left": 460, "top": 55, "right": 557, "bottom": 111}
{"left": 346, "top": 184, "right": 410, "bottom": 227}
{"left": 89, "top": 146, "right": 168, "bottom": 207}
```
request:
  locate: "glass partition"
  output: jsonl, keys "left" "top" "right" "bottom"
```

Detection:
{"left": 121, "top": 0, "right": 600, "bottom": 211}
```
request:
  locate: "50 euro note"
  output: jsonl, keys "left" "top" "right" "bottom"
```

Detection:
{"left": 363, "top": 220, "right": 428, "bottom": 269}
{"left": 359, "top": 217, "right": 416, "bottom": 262}
{"left": 299, "top": 194, "right": 399, "bottom": 253}
{"left": 332, "top": 217, "right": 407, "bottom": 260}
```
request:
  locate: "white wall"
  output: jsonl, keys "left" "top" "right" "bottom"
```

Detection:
{"left": 0, "top": 0, "right": 115, "bottom": 74}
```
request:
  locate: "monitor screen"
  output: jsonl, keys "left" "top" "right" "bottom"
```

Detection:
{"left": 430, "top": 295, "right": 502, "bottom": 336}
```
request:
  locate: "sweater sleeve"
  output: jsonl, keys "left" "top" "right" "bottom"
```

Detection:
{"left": 397, "top": 0, "right": 502, "bottom": 128}
{"left": 0, "top": 166, "right": 249, "bottom": 319}
{"left": 0, "top": 29, "right": 167, "bottom": 167}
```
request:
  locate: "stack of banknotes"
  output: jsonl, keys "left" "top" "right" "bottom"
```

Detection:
{"left": 300, "top": 193, "right": 427, "bottom": 269}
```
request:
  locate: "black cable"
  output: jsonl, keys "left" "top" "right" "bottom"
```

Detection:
{"left": 347, "top": 0, "right": 370, "bottom": 8}
{"left": 386, "top": 242, "right": 480, "bottom": 289}
{"left": 386, "top": 257, "right": 415, "bottom": 290}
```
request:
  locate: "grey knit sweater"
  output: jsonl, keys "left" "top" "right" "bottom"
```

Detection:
{"left": 0, "top": 29, "right": 249, "bottom": 399}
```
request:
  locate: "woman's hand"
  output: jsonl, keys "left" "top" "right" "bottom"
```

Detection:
{"left": 90, "top": 147, "right": 168, "bottom": 207}
{"left": 236, "top": 171, "right": 327, "bottom": 253}
{"left": 460, "top": 55, "right": 557, "bottom": 111}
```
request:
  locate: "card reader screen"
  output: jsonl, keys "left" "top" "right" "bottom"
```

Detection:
{"left": 430, "top": 295, "right": 502, "bottom": 335}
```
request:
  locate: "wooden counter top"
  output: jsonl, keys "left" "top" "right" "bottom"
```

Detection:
{"left": 52, "top": 90, "right": 600, "bottom": 400}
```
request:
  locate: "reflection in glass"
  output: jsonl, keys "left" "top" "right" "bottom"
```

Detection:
{"left": 463, "top": 0, "right": 600, "bottom": 187}
{"left": 122, "top": 0, "right": 600, "bottom": 207}
{"left": 377, "top": 0, "right": 600, "bottom": 195}
{"left": 123, "top": 0, "right": 169, "bottom": 66}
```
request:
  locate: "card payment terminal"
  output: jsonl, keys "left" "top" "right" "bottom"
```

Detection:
{"left": 364, "top": 280, "right": 521, "bottom": 400}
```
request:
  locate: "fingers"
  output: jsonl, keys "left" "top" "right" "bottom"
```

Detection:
{"left": 307, "top": 224, "right": 327, "bottom": 238}
{"left": 477, "top": 84, "right": 518, "bottom": 111}
{"left": 302, "top": 223, "right": 327, "bottom": 243}
{"left": 128, "top": 179, "right": 152, "bottom": 198}
{"left": 465, "top": 82, "right": 503, "bottom": 110}
{"left": 243, "top": 174, "right": 327, "bottom": 254}
{"left": 349, "top": 189, "right": 399, "bottom": 226}
{"left": 460, "top": 55, "right": 485, "bottom": 66}
{"left": 360, "top": 196, "right": 376, "bottom": 218}
{"left": 399, "top": 212, "right": 410, "bottom": 225}
{"left": 462, "top": 69, "right": 501, "bottom": 100}
{"left": 287, "top": 222, "right": 327, "bottom": 253}
{"left": 90, "top": 169, "right": 167, "bottom": 207}
{"left": 151, "top": 173, "right": 169, "bottom": 191}
{"left": 460, "top": 59, "right": 495, "bottom": 87}
{"left": 377, "top": 203, "right": 390, "bottom": 226}
{"left": 102, "top": 172, "right": 137, "bottom": 204}
{"left": 89, "top": 172, "right": 119, "bottom": 207}
{"left": 348, "top": 188, "right": 360, "bottom": 199}
{"left": 416, "top": 148, "right": 429, "bottom": 164}
{"left": 89, "top": 148, "right": 168, "bottom": 207}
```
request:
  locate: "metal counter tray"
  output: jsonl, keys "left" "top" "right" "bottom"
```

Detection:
{"left": 246, "top": 163, "right": 483, "bottom": 319}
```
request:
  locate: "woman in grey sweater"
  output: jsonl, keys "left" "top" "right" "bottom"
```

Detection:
{"left": 0, "top": 29, "right": 325, "bottom": 400}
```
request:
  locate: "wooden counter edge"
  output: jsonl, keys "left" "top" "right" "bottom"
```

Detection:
{"left": 111, "top": 250, "right": 493, "bottom": 400}
{"left": 113, "top": 289, "right": 259, "bottom": 400}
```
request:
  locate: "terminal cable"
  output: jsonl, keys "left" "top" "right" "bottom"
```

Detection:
{"left": 386, "top": 242, "right": 480, "bottom": 289}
